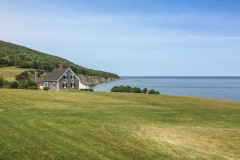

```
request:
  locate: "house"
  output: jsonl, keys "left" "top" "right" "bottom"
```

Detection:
{"left": 43, "top": 65, "right": 89, "bottom": 91}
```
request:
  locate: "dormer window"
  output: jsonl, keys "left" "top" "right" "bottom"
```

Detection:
{"left": 71, "top": 74, "right": 75, "bottom": 80}
{"left": 64, "top": 74, "right": 68, "bottom": 79}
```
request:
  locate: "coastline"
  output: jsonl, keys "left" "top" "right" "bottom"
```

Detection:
{"left": 78, "top": 74, "right": 122, "bottom": 86}
{"left": 91, "top": 76, "right": 240, "bottom": 101}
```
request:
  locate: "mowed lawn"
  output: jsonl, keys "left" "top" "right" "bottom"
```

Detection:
{"left": 0, "top": 89, "right": 239, "bottom": 160}
{"left": 0, "top": 67, "right": 29, "bottom": 81}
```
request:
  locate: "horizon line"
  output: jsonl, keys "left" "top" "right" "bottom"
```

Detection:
{"left": 120, "top": 76, "right": 240, "bottom": 78}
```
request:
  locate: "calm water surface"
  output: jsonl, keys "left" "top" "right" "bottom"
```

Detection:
{"left": 91, "top": 77, "right": 240, "bottom": 101}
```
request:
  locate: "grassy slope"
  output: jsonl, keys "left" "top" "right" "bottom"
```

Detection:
{"left": 0, "top": 67, "right": 29, "bottom": 81}
{"left": 0, "top": 89, "right": 239, "bottom": 160}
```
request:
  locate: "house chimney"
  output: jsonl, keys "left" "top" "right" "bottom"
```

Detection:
{"left": 59, "top": 64, "right": 64, "bottom": 70}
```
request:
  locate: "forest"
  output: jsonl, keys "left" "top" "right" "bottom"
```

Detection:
{"left": 0, "top": 40, "right": 119, "bottom": 78}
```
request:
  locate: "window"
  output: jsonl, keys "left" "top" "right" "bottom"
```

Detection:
{"left": 45, "top": 82, "right": 49, "bottom": 87}
{"left": 71, "top": 74, "right": 75, "bottom": 80}
{"left": 71, "top": 82, "right": 75, "bottom": 88}
{"left": 52, "top": 82, "right": 56, "bottom": 88}
{"left": 64, "top": 74, "right": 68, "bottom": 79}
{"left": 63, "top": 82, "right": 67, "bottom": 88}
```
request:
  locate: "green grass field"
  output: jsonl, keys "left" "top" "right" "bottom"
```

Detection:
{"left": 0, "top": 89, "right": 239, "bottom": 159}
{"left": 0, "top": 67, "right": 29, "bottom": 81}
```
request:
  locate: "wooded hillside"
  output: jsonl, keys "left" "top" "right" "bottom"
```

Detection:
{"left": 0, "top": 40, "right": 119, "bottom": 78}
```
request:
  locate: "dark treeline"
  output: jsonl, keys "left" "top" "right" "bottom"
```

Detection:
{"left": 111, "top": 85, "right": 160, "bottom": 94}
{"left": 0, "top": 40, "right": 119, "bottom": 79}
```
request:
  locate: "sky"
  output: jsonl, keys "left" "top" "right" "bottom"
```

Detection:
{"left": 0, "top": 0, "right": 240, "bottom": 76}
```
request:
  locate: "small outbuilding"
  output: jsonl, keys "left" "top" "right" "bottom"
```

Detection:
{"left": 43, "top": 65, "right": 89, "bottom": 91}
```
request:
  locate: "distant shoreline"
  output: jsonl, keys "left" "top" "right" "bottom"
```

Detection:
{"left": 92, "top": 76, "right": 240, "bottom": 101}
{"left": 121, "top": 76, "right": 240, "bottom": 78}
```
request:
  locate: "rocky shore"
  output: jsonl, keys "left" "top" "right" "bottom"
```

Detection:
{"left": 78, "top": 74, "right": 121, "bottom": 86}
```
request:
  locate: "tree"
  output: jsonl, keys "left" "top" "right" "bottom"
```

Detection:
{"left": 148, "top": 89, "right": 156, "bottom": 94}
{"left": 0, "top": 58, "right": 6, "bottom": 66}
{"left": 124, "top": 86, "right": 133, "bottom": 92}
{"left": 111, "top": 86, "right": 120, "bottom": 92}
{"left": 142, "top": 88, "right": 148, "bottom": 94}
{"left": 133, "top": 87, "right": 142, "bottom": 93}
{"left": 31, "top": 61, "right": 38, "bottom": 69}
{"left": 42, "top": 64, "right": 54, "bottom": 72}
{"left": 16, "top": 71, "right": 30, "bottom": 82}
{"left": 156, "top": 91, "right": 160, "bottom": 95}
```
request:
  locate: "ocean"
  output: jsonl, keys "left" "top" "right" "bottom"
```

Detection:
{"left": 91, "top": 77, "right": 240, "bottom": 101}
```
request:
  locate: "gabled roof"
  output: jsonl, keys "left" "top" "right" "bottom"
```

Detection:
{"left": 44, "top": 68, "right": 69, "bottom": 81}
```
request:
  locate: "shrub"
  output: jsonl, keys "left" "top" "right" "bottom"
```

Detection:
{"left": 27, "top": 81, "right": 37, "bottom": 87}
{"left": 16, "top": 71, "right": 30, "bottom": 82}
{"left": 27, "top": 86, "right": 38, "bottom": 90}
{"left": 18, "top": 82, "right": 28, "bottom": 89}
{"left": 111, "top": 85, "right": 125, "bottom": 92}
{"left": 148, "top": 89, "right": 156, "bottom": 94}
{"left": 133, "top": 87, "right": 142, "bottom": 93}
{"left": 142, "top": 88, "right": 148, "bottom": 94}
{"left": 118, "top": 85, "right": 126, "bottom": 92}
{"left": 43, "top": 87, "right": 49, "bottom": 91}
{"left": 2, "top": 80, "right": 11, "bottom": 88}
{"left": 9, "top": 81, "right": 18, "bottom": 88}
{"left": 18, "top": 81, "right": 37, "bottom": 89}
{"left": 156, "top": 91, "right": 160, "bottom": 95}
{"left": 0, "top": 78, "right": 4, "bottom": 87}
{"left": 111, "top": 85, "right": 160, "bottom": 95}
{"left": 124, "top": 86, "right": 132, "bottom": 92}
{"left": 89, "top": 88, "right": 94, "bottom": 92}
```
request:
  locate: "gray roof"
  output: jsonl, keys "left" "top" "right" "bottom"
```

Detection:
{"left": 44, "top": 68, "right": 69, "bottom": 81}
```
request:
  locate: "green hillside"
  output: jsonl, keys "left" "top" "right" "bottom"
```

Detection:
{"left": 0, "top": 89, "right": 239, "bottom": 159}
{"left": 0, "top": 40, "right": 119, "bottom": 78}
{"left": 0, "top": 66, "right": 29, "bottom": 81}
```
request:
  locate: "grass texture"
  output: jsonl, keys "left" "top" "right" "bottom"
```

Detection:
{"left": 0, "top": 67, "right": 29, "bottom": 81}
{"left": 0, "top": 89, "right": 239, "bottom": 159}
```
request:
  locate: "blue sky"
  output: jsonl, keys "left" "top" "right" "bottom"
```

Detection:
{"left": 0, "top": 0, "right": 240, "bottom": 76}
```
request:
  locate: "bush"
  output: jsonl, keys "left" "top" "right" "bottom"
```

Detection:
{"left": 18, "top": 82, "right": 28, "bottom": 89}
{"left": 148, "top": 89, "right": 156, "bottom": 94}
{"left": 9, "top": 81, "right": 18, "bottom": 88}
{"left": 27, "top": 86, "right": 38, "bottom": 90}
{"left": 142, "top": 88, "right": 148, "bottom": 94}
{"left": 0, "top": 78, "right": 4, "bottom": 87}
{"left": 18, "top": 81, "right": 37, "bottom": 89}
{"left": 89, "top": 88, "right": 94, "bottom": 92}
{"left": 111, "top": 85, "right": 125, "bottom": 92}
{"left": 27, "top": 81, "right": 37, "bottom": 87}
{"left": 111, "top": 85, "right": 161, "bottom": 95}
{"left": 148, "top": 90, "right": 160, "bottom": 95}
{"left": 156, "top": 91, "right": 160, "bottom": 95}
{"left": 133, "top": 87, "right": 142, "bottom": 93}
{"left": 43, "top": 87, "right": 49, "bottom": 91}
{"left": 2, "top": 80, "right": 11, "bottom": 88}
{"left": 124, "top": 86, "right": 133, "bottom": 92}
{"left": 16, "top": 71, "right": 30, "bottom": 82}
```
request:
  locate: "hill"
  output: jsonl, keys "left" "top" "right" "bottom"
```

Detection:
{"left": 0, "top": 66, "right": 29, "bottom": 81}
{"left": 0, "top": 89, "right": 239, "bottom": 159}
{"left": 0, "top": 40, "right": 119, "bottom": 79}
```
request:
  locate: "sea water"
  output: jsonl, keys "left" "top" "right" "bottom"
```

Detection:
{"left": 91, "top": 77, "right": 240, "bottom": 101}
